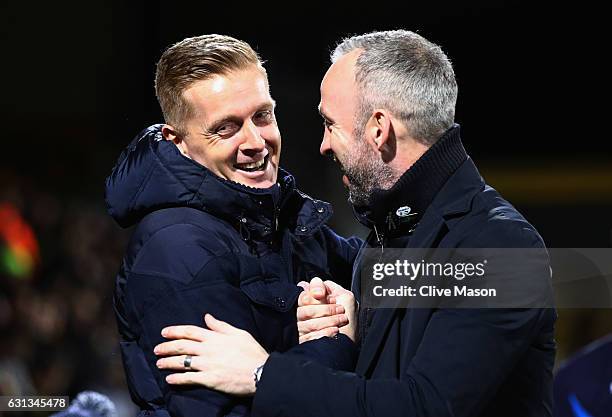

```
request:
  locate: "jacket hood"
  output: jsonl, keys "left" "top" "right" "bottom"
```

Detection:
{"left": 105, "top": 125, "right": 332, "bottom": 238}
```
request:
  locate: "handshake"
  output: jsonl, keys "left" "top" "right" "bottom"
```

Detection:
{"left": 297, "top": 278, "right": 357, "bottom": 344}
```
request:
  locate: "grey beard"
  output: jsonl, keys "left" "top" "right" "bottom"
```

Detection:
{"left": 344, "top": 140, "right": 395, "bottom": 207}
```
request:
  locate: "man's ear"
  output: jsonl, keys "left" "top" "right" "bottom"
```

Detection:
{"left": 161, "top": 124, "right": 179, "bottom": 142}
{"left": 162, "top": 124, "right": 189, "bottom": 156}
{"left": 365, "top": 109, "right": 395, "bottom": 160}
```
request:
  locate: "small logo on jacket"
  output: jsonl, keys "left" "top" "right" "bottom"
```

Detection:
{"left": 396, "top": 206, "right": 412, "bottom": 217}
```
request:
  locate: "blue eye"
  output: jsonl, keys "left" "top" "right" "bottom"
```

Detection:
{"left": 216, "top": 123, "right": 239, "bottom": 136}
{"left": 254, "top": 110, "right": 273, "bottom": 125}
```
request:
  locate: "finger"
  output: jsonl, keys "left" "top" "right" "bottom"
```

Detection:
{"left": 299, "top": 327, "right": 339, "bottom": 344}
{"left": 297, "top": 281, "right": 310, "bottom": 291}
{"left": 298, "top": 291, "right": 325, "bottom": 307}
{"left": 157, "top": 354, "right": 203, "bottom": 371}
{"left": 154, "top": 339, "right": 203, "bottom": 356}
{"left": 166, "top": 371, "right": 205, "bottom": 385}
{"left": 323, "top": 280, "right": 348, "bottom": 294}
{"left": 161, "top": 325, "right": 209, "bottom": 341}
{"left": 325, "top": 281, "right": 356, "bottom": 305}
{"left": 204, "top": 314, "right": 244, "bottom": 335}
{"left": 309, "top": 277, "right": 327, "bottom": 300}
{"left": 298, "top": 289, "right": 317, "bottom": 307}
{"left": 297, "top": 304, "right": 344, "bottom": 321}
{"left": 297, "top": 314, "right": 348, "bottom": 335}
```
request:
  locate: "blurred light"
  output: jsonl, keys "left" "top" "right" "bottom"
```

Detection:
{"left": 0, "top": 203, "right": 40, "bottom": 279}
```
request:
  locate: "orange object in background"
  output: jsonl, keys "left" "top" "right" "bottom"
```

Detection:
{"left": 0, "top": 203, "right": 40, "bottom": 279}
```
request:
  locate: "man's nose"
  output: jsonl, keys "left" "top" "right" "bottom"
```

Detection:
{"left": 320, "top": 130, "right": 332, "bottom": 157}
{"left": 240, "top": 120, "right": 266, "bottom": 153}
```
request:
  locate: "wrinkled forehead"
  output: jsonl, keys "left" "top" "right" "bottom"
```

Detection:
{"left": 185, "top": 65, "right": 269, "bottom": 97}
{"left": 183, "top": 66, "right": 273, "bottom": 119}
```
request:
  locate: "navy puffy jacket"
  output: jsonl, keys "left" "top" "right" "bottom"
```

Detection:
{"left": 105, "top": 125, "right": 362, "bottom": 417}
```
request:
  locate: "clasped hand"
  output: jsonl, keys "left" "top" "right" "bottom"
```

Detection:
{"left": 296, "top": 277, "right": 357, "bottom": 343}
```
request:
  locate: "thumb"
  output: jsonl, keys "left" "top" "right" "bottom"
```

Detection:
{"left": 204, "top": 313, "right": 240, "bottom": 335}
{"left": 309, "top": 277, "right": 327, "bottom": 299}
{"left": 323, "top": 280, "right": 345, "bottom": 294}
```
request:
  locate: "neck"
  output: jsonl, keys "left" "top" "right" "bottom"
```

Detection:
{"left": 353, "top": 124, "right": 467, "bottom": 231}
{"left": 384, "top": 137, "right": 431, "bottom": 189}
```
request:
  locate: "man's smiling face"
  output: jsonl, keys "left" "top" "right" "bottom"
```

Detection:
{"left": 318, "top": 50, "right": 362, "bottom": 187}
{"left": 318, "top": 49, "right": 391, "bottom": 206}
{"left": 179, "top": 65, "right": 281, "bottom": 188}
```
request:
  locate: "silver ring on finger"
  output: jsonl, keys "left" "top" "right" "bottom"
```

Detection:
{"left": 183, "top": 354, "right": 192, "bottom": 369}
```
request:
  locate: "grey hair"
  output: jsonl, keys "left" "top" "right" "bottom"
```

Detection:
{"left": 331, "top": 30, "right": 457, "bottom": 145}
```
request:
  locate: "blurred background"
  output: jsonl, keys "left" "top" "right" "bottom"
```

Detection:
{"left": 1, "top": 1, "right": 610, "bottom": 415}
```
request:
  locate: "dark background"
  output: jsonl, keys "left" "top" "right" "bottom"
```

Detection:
{"left": 1, "top": 1, "right": 609, "bottom": 414}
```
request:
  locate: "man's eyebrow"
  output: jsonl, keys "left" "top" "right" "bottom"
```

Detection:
{"left": 201, "top": 116, "right": 241, "bottom": 134}
{"left": 317, "top": 105, "right": 332, "bottom": 121}
{"left": 257, "top": 103, "right": 275, "bottom": 113}
{"left": 201, "top": 101, "right": 277, "bottom": 134}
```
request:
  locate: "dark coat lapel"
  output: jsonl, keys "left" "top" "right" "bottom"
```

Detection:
{"left": 355, "top": 158, "right": 485, "bottom": 376}
{"left": 354, "top": 210, "right": 447, "bottom": 375}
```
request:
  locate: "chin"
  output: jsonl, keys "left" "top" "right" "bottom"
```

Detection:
{"left": 229, "top": 163, "right": 278, "bottom": 189}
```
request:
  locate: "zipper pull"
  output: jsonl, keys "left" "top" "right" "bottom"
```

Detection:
{"left": 373, "top": 225, "right": 384, "bottom": 253}
{"left": 273, "top": 207, "right": 280, "bottom": 232}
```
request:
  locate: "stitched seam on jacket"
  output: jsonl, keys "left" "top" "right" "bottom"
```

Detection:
{"left": 128, "top": 153, "right": 158, "bottom": 212}
{"left": 152, "top": 142, "right": 206, "bottom": 200}
{"left": 131, "top": 221, "right": 228, "bottom": 271}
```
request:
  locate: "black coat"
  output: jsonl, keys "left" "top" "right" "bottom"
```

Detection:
{"left": 253, "top": 149, "right": 556, "bottom": 417}
{"left": 105, "top": 125, "right": 361, "bottom": 417}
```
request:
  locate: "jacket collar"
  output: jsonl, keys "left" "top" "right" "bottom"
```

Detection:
{"left": 105, "top": 125, "right": 331, "bottom": 240}
{"left": 355, "top": 154, "right": 486, "bottom": 377}
{"left": 352, "top": 124, "right": 468, "bottom": 236}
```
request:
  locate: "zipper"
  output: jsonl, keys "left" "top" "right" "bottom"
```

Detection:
{"left": 373, "top": 224, "right": 385, "bottom": 253}
{"left": 273, "top": 206, "right": 280, "bottom": 232}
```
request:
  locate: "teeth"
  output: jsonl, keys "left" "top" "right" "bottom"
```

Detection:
{"left": 237, "top": 158, "right": 265, "bottom": 170}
